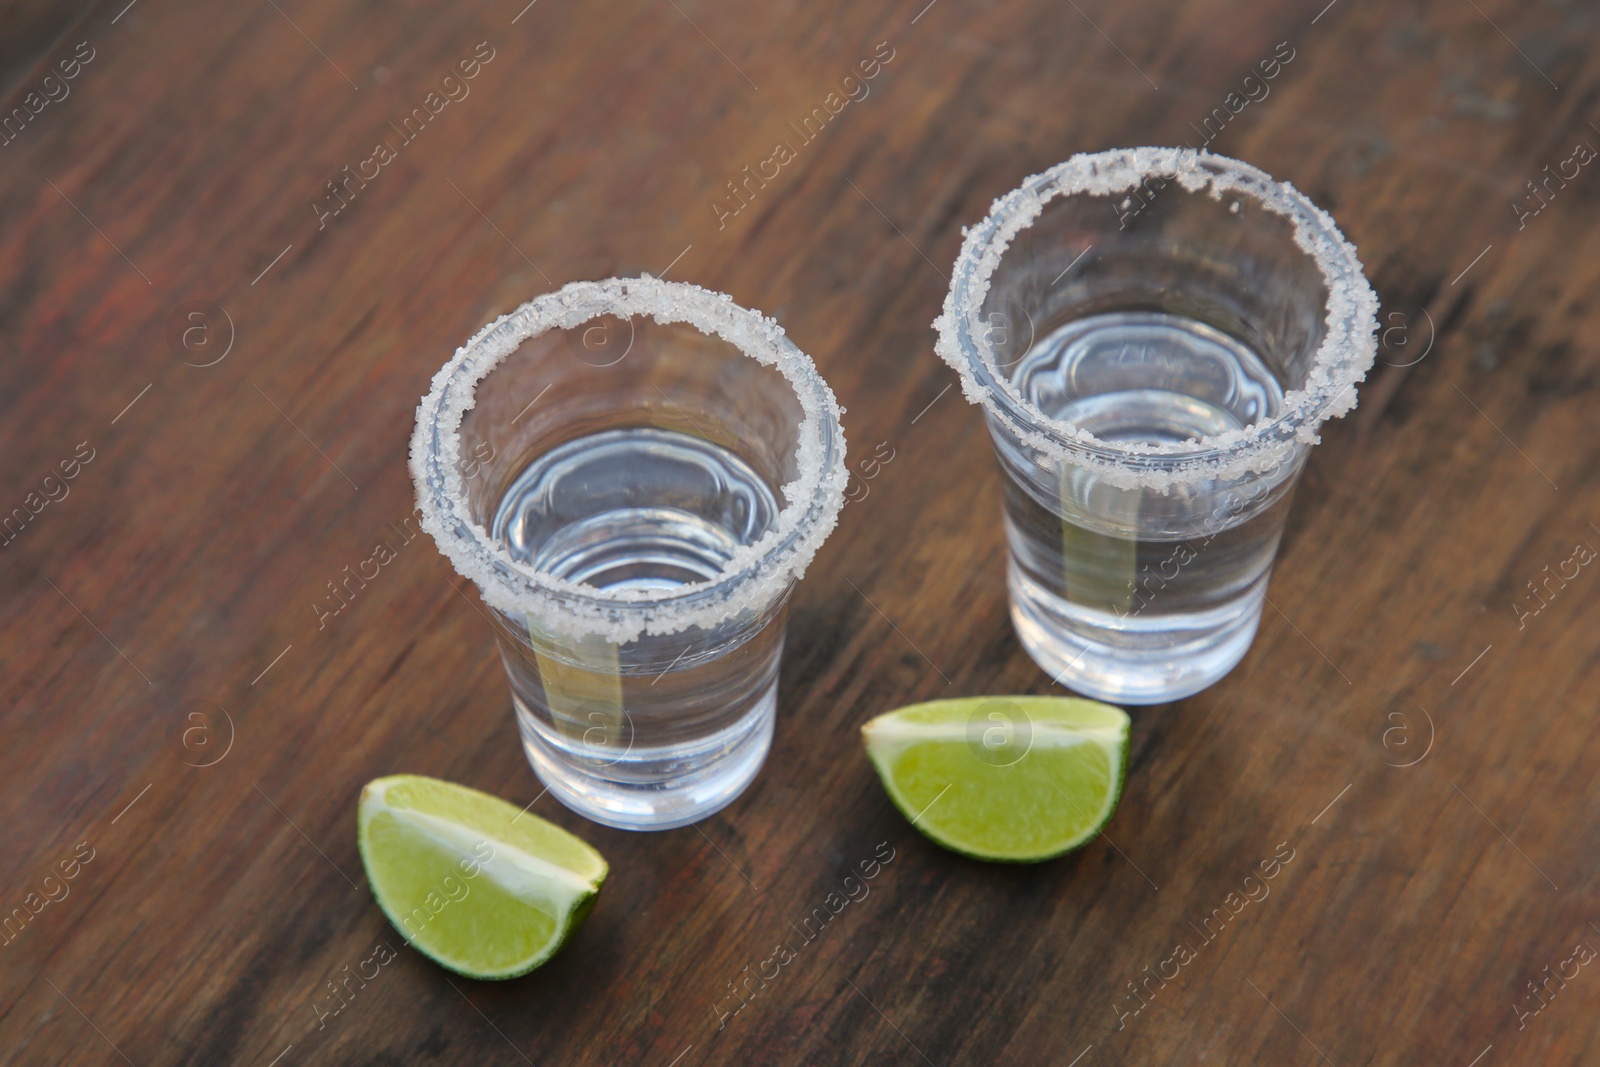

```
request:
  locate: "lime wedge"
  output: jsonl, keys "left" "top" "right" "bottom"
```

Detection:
{"left": 357, "top": 774, "right": 607, "bottom": 979}
{"left": 862, "top": 696, "right": 1130, "bottom": 862}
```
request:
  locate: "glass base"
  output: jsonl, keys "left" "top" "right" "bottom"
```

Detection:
{"left": 1007, "top": 559, "right": 1263, "bottom": 704}
{"left": 513, "top": 682, "right": 775, "bottom": 830}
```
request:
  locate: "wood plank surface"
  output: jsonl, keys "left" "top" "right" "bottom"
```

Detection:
{"left": 1, "top": 0, "right": 1597, "bottom": 1063}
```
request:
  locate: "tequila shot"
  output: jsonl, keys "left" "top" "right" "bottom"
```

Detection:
{"left": 934, "top": 148, "right": 1378, "bottom": 703}
{"left": 412, "top": 277, "right": 847, "bottom": 828}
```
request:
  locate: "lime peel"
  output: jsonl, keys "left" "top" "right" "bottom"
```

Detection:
{"left": 862, "top": 696, "right": 1131, "bottom": 862}
{"left": 358, "top": 774, "right": 607, "bottom": 979}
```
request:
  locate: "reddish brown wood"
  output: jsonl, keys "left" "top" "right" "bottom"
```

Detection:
{"left": 1, "top": 0, "right": 1598, "bottom": 1063}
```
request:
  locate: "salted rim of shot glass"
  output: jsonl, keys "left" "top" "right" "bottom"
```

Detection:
{"left": 932, "top": 146, "right": 1380, "bottom": 492}
{"left": 409, "top": 276, "right": 849, "bottom": 644}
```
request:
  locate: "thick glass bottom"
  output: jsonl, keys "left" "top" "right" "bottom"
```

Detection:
{"left": 513, "top": 680, "right": 776, "bottom": 830}
{"left": 1008, "top": 558, "right": 1264, "bottom": 704}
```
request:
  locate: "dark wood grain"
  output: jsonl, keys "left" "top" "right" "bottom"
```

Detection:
{"left": 0, "top": 1, "right": 98, "bottom": 101}
{"left": 2, "top": 0, "right": 1598, "bottom": 1063}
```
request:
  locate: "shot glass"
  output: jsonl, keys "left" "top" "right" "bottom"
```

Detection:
{"left": 934, "top": 148, "right": 1378, "bottom": 704}
{"left": 411, "top": 277, "right": 847, "bottom": 829}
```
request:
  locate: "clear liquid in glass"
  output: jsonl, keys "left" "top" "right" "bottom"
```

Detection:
{"left": 995, "top": 311, "right": 1297, "bottom": 703}
{"left": 489, "top": 426, "right": 787, "bottom": 828}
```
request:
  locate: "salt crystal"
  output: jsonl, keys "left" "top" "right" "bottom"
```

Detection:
{"left": 931, "top": 147, "right": 1380, "bottom": 493}
{"left": 410, "top": 277, "right": 848, "bottom": 643}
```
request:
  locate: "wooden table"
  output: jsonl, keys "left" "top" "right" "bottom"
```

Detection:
{"left": 2, "top": 0, "right": 1597, "bottom": 1062}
